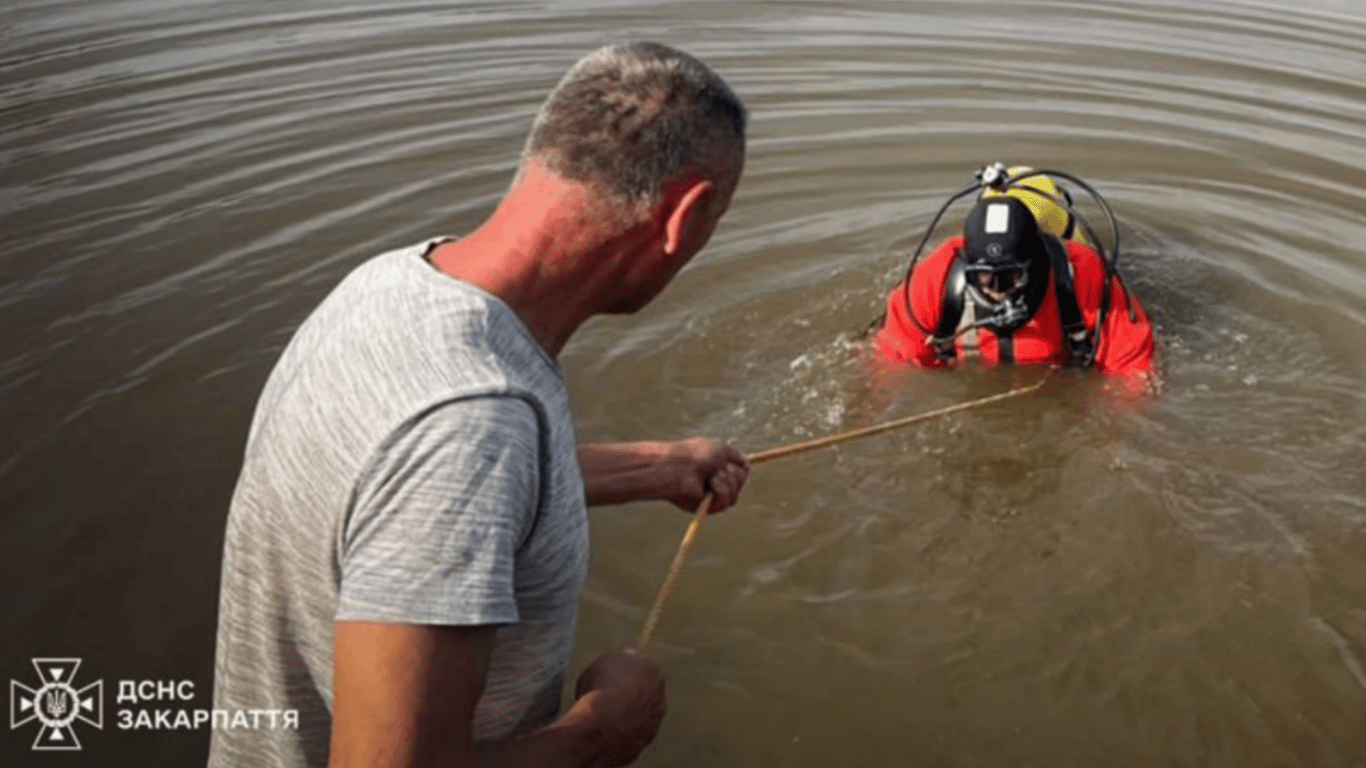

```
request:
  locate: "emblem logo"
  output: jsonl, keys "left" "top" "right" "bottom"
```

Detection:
{"left": 986, "top": 243, "right": 1003, "bottom": 258}
{"left": 10, "top": 658, "right": 103, "bottom": 751}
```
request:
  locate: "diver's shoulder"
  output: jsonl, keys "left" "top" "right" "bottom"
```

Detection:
{"left": 923, "top": 235, "right": 965, "bottom": 266}
{"left": 1063, "top": 238, "right": 1107, "bottom": 276}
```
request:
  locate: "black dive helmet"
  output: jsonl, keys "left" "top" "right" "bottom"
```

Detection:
{"left": 898, "top": 162, "right": 1136, "bottom": 364}
{"left": 960, "top": 195, "right": 1053, "bottom": 332}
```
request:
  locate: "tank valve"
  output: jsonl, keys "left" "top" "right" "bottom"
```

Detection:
{"left": 977, "top": 161, "right": 1010, "bottom": 189}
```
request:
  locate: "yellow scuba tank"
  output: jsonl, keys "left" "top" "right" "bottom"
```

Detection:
{"left": 979, "top": 166, "right": 1094, "bottom": 246}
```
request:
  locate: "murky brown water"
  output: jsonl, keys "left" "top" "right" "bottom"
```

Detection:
{"left": 4, "top": 1, "right": 1366, "bottom": 765}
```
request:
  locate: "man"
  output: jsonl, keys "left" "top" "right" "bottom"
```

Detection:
{"left": 875, "top": 167, "right": 1156, "bottom": 378}
{"left": 210, "top": 42, "right": 750, "bottom": 768}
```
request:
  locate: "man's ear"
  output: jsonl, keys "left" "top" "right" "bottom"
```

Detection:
{"left": 661, "top": 178, "right": 715, "bottom": 257}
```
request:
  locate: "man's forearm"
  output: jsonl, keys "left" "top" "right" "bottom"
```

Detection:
{"left": 577, "top": 442, "right": 676, "bottom": 507}
{"left": 577, "top": 437, "right": 748, "bottom": 514}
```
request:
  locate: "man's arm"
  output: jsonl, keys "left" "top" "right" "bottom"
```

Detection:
{"left": 330, "top": 622, "right": 665, "bottom": 768}
{"left": 334, "top": 398, "right": 667, "bottom": 767}
{"left": 578, "top": 438, "right": 749, "bottom": 513}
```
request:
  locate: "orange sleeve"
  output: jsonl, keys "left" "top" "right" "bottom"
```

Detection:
{"left": 1066, "top": 242, "right": 1156, "bottom": 376}
{"left": 876, "top": 238, "right": 962, "bottom": 368}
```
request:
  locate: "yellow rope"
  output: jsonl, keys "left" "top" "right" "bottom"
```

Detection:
{"left": 633, "top": 376, "right": 1047, "bottom": 652}
{"left": 634, "top": 492, "right": 714, "bottom": 652}
{"left": 746, "top": 377, "right": 1048, "bottom": 466}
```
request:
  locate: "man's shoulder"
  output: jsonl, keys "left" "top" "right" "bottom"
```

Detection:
{"left": 298, "top": 238, "right": 546, "bottom": 375}
{"left": 252, "top": 238, "right": 563, "bottom": 453}
{"left": 328, "top": 238, "right": 479, "bottom": 311}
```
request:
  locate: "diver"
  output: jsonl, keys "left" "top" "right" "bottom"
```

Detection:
{"left": 874, "top": 163, "right": 1156, "bottom": 378}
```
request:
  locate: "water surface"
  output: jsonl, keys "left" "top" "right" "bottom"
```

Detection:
{"left": 3, "top": 1, "right": 1365, "bottom": 765}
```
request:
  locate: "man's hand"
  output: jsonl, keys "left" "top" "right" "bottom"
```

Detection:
{"left": 332, "top": 623, "right": 667, "bottom": 768}
{"left": 560, "top": 652, "right": 667, "bottom": 768}
{"left": 578, "top": 439, "right": 750, "bottom": 513}
{"left": 659, "top": 437, "right": 748, "bottom": 513}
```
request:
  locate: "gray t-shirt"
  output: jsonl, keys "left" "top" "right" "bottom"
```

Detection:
{"left": 209, "top": 240, "right": 588, "bottom": 767}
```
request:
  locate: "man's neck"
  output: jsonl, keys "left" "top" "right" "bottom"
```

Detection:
{"left": 426, "top": 169, "right": 647, "bottom": 358}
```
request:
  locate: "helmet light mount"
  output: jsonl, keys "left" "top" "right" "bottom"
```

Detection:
{"left": 976, "top": 161, "right": 1011, "bottom": 190}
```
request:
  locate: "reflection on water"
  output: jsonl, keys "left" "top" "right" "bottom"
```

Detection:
{"left": 3, "top": 0, "right": 1366, "bottom": 765}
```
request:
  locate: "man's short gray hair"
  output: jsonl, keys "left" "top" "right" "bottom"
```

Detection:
{"left": 522, "top": 42, "right": 747, "bottom": 209}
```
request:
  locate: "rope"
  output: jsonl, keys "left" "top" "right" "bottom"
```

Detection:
{"left": 746, "top": 377, "right": 1047, "bottom": 465}
{"left": 633, "top": 376, "right": 1048, "bottom": 651}
{"left": 634, "top": 492, "right": 714, "bottom": 652}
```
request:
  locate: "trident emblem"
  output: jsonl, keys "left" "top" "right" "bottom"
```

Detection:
{"left": 10, "top": 658, "right": 103, "bottom": 751}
